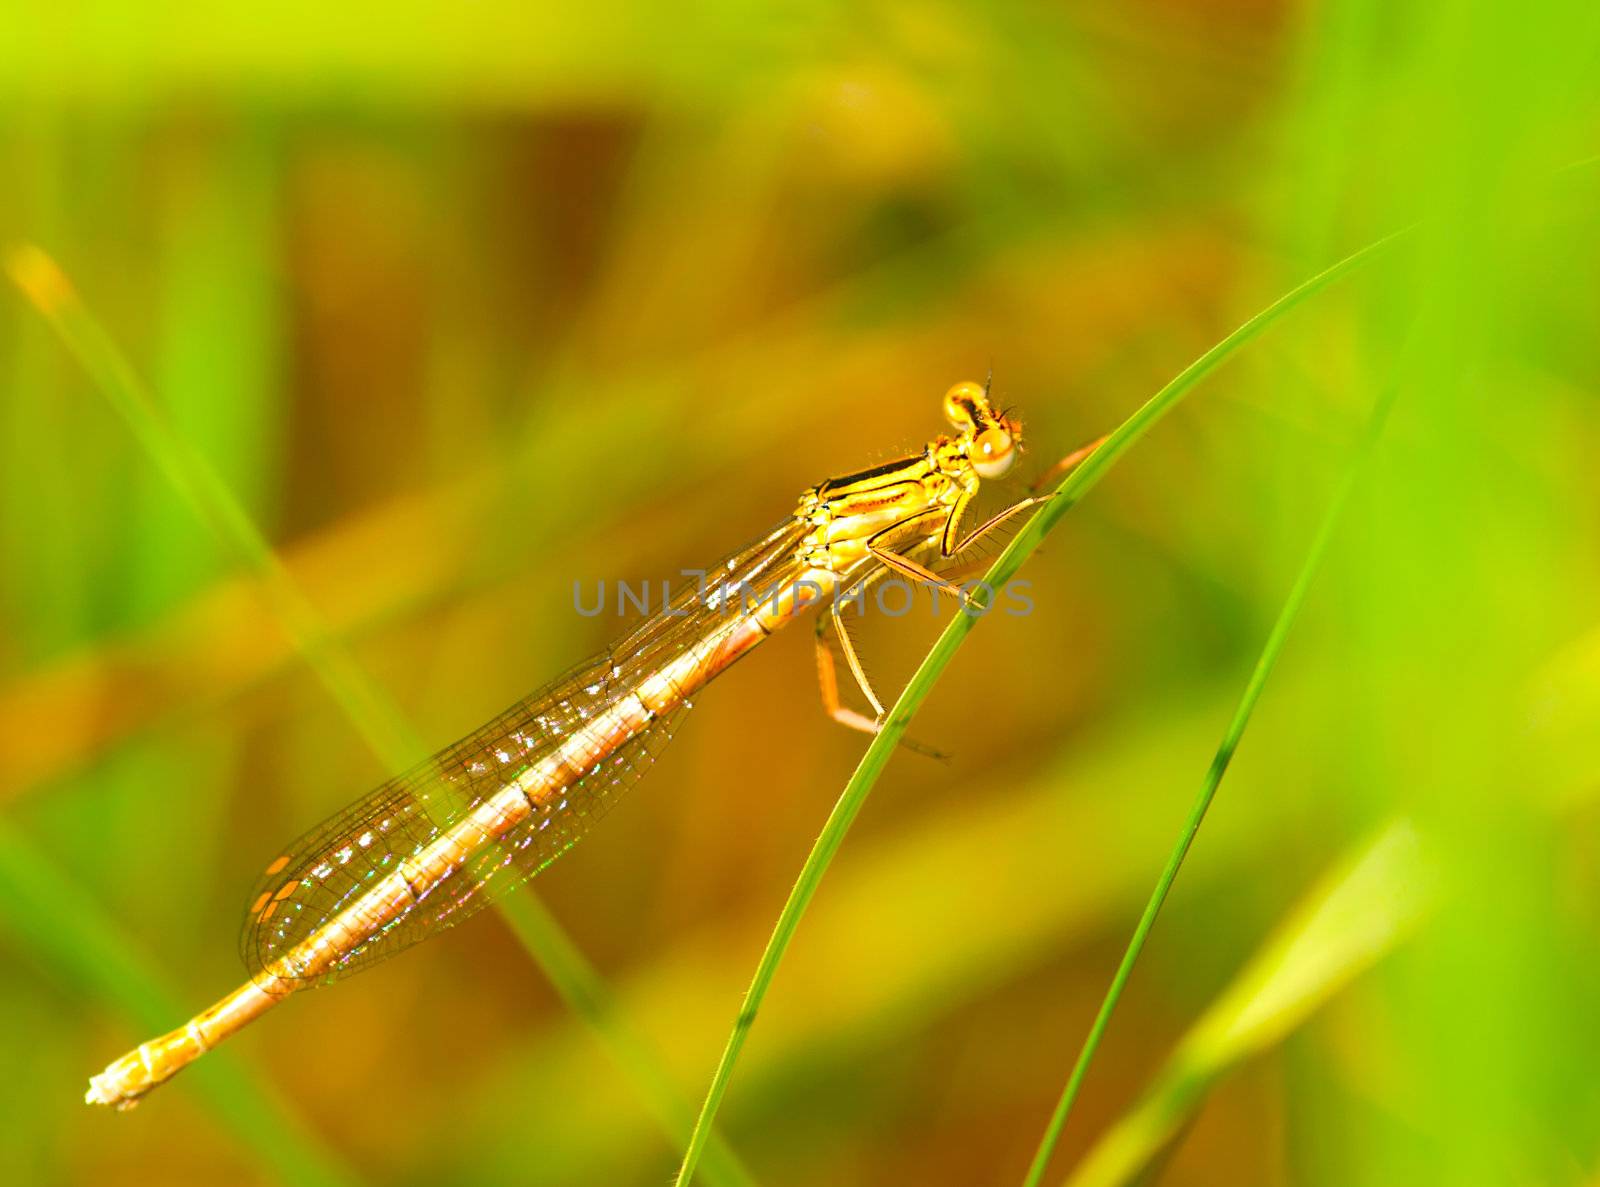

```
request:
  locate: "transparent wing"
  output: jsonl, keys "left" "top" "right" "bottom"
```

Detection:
{"left": 240, "top": 517, "right": 807, "bottom": 987}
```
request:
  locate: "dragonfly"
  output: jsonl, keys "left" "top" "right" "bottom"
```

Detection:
{"left": 86, "top": 380, "right": 1101, "bottom": 1109}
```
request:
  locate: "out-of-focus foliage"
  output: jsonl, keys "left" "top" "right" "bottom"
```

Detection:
{"left": 2, "top": 3, "right": 1598, "bottom": 1186}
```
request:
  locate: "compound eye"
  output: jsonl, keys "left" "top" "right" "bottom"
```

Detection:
{"left": 972, "top": 427, "right": 1015, "bottom": 478}
{"left": 943, "top": 381, "right": 986, "bottom": 430}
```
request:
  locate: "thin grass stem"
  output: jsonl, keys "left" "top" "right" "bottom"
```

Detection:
{"left": 1020, "top": 381, "right": 1399, "bottom": 1187}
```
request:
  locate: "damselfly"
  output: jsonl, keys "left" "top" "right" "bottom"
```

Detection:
{"left": 86, "top": 381, "right": 1100, "bottom": 1108}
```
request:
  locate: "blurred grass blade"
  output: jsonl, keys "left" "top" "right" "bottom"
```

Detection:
{"left": 0, "top": 820, "right": 359, "bottom": 1187}
{"left": 671, "top": 227, "right": 1409, "bottom": 1186}
{"left": 1063, "top": 820, "right": 1438, "bottom": 1187}
{"left": 498, "top": 895, "right": 759, "bottom": 1187}
{"left": 1020, "top": 379, "right": 1399, "bottom": 1186}
{"left": 5, "top": 245, "right": 756, "bottom": 1187}
{"left": 5, "top": 243, "right": 416, "bottom": 763}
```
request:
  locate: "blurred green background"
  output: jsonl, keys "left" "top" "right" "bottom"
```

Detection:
{"left": 3, "top": 3, "right": 1600, "bottom": 1185}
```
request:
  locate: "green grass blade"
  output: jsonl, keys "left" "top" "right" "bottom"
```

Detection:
{"left": 1063, "top": 821, "right": 1438, "bottom": 1187}
{"left": 0, "top": 819, "right": 359, "bottom": 1187}
{"left": 670, "top": 227, "right": 1408, "bottom": 1187}
{"left": 497, "top": 894, "right": 759, "bottom": 1187}
{"left": 1020, "top": 380, "right": 1398, "bottom": 1187}
{"left": 5, "top": 244, "right": 416, "bottom": 764}
{"left": 5, "top": 246, "right": 757, "bottom": 1187}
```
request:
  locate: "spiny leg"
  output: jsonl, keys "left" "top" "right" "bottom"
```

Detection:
{"left": 867, "top": 508, "right": 974, "bottom": 603}
{"left": 930, "top": 551, "right": 1007, "bottom": 587}
{"left": 813, "top": 563, "right": 948, "bottom": 759}
{"left": 932, "top": 437, "right": 1110, "bottom": 580}
{"left": 868, "top": 435, "right": 1109, "bottom": 601}
{"left": 939, "top": 435, "right": 1108, "bottom": 571}
{"left": 941, "top": 444, "right": 1101, "bottom": 560}
{"left": 942, "top": 495, "right": 1049, "bottom": 559}
{"left": 869, "top": 502, "right": 1043, "bottom": 609}
{"left": 815, "top": 556, "right": 897, "bottom": 731}
{"left": 815, "top": 610, "right": 883, "bottom": 736}
{"left": 815, "top": 560, "right": 887, "bottom": 723}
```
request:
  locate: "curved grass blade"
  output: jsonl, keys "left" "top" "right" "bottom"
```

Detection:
{"left": 5, "top": 246, "right": 757, "bottom": 1187}
{"left": 1019, "top": 376, "right": 1398, "bottom": 1186}
{"left": 1063, "top": 821, "right": 1437, "bottom": 1187}
{"left": 670, "top": 227, "right": 1410, "bottom": 1186}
